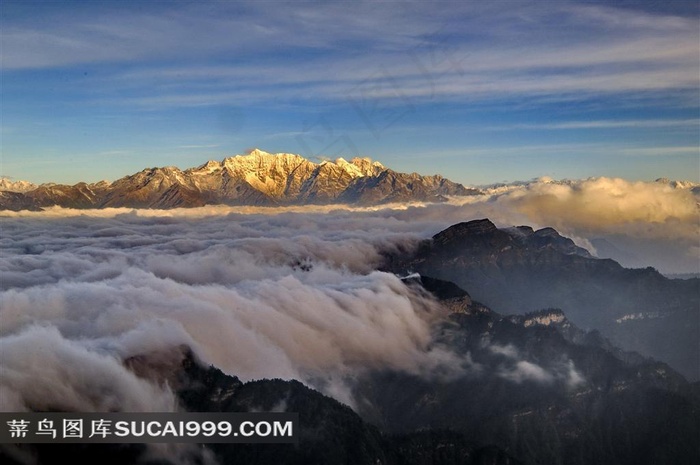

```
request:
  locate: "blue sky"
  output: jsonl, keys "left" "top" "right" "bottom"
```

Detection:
{"left": 1, "top": 0, "right": 698, "bottom": 186}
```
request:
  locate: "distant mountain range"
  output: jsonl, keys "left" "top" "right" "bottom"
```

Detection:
{"left": 0, "top": 149, "right": 479, "bottom": 210}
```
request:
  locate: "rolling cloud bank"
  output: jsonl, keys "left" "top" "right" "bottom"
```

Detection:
{"left": 1, "top": 176, "right": 697, "bottom": 416}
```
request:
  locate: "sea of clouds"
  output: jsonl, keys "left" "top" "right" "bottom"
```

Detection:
{"left": 1, "top": 206, "right": 458, "bottom": 414}
{"left": 0, "top": 177, "right": 697, "bottom": 419}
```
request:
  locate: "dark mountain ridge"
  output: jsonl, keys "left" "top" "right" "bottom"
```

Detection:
{"left": 355, "top": 274, "right": 699, "bottom": 465}
{"left": 2, "top": 346, "right": 521, "bottom": 465}
{"left": 385, "top": 218, "right": 700, "bottom": 381}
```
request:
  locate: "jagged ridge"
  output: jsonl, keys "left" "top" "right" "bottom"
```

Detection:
{"left": 0, "top": 149, "right": 480, "bottom": 210}
{"left": 386, "top": 218, "right": 700, "bottom": 381}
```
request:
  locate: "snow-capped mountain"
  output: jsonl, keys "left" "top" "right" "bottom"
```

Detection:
{"left": 0, "top": 177, "right": 37, "bottom": 193}
{"left": 655, "top": 177, "right": 700, "bottom": 193}
{"left": 0, "top": 149, "right": 479, "bottom": 210}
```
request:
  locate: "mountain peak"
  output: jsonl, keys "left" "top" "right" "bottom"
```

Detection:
{"left": 0, "top": 149, "right": 480, "bottom": 210}
{"left": 434, "top": 219, "right": 499, "bottom": 239}
{"left": 195, "top": 160, "right": 223, "bottom": 173}
{"left": 0, "top": 177, "right": 37, "bottom": 193}
{"left": 247, "top": 148, "right": 268, "bottom": 157}
{"left": 350, "top": 157, "right": 384, "bottom": 174}
{"left": 323, "top": 156, "right": 384, "bottom": 178}
{"left": 226, "top": 149, "right": 304, "bottom": 162}
{"left": 429, "top": 219, "right": 505, "bottom": 250}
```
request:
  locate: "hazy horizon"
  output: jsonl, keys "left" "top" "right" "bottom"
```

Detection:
{"left": 2, "top": 148, "right": 700, "bottom": 188}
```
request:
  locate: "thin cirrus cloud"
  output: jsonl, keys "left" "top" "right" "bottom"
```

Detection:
{"left": 0, "top": 1, "right": 432, "bottom": 70}
{"left": 489, "top": 119, "right": 700, "bottom": 130}
{"left": 3, "top": 1, "right": 697, "bottom": 105}
{"left": 97, "top": 42, "right": 698, "bottom": 108}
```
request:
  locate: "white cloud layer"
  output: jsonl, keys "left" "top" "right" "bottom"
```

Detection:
{"left": 474, "top": 177, "right": 700, "bottom": 272}
{"left": 0, "top": 176, "right": 695, "bottom": 415}
{"left": 0, "top": 209, "right": 457, "bottom": 412}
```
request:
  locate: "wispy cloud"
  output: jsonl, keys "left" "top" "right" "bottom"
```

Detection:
{"left": 4, "top": 1, "right": 697, "bottom": 106}
{"left": 489, "top": 119, "right": 700, "bottom": 130}
{"left": 616, "top": 146, "right": 699, "bottom": 156}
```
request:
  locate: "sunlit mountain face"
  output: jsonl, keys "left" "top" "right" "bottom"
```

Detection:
{"left": 0, "top": 149, "right": 479, "bottom": 210}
